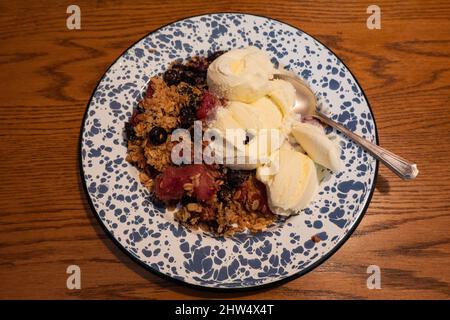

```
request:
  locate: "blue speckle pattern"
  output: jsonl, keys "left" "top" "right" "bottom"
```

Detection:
{"left": 80, "top": 13, "right": 377, "bottom": 289}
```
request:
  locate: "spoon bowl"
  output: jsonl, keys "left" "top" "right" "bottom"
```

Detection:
{"left": 274, "top": 73, "right": 317, "bottom": 117}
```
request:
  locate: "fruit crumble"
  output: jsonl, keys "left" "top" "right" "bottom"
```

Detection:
{"left": 125, "top": 52, "right": 276, "bottom": 236}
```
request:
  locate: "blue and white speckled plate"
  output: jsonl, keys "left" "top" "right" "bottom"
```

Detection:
{"left": 80, "top": 13, "right": 378, "bottom": 290}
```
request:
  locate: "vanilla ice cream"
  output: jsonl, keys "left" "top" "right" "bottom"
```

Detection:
{"left": 291, "top": 122, "right": 343, "bottom": 172}
{"left": 268, "top": 79, "right": 296, "bottom": 117}
{"left": 207, "top": 46, "right": 275, "bottom": 103}
{"left": 230, "top": 128, "right": 284, "bottom": 170}
{"left": 256, "top": 142, "right": 319, "bottom": 216}
{"left": 208, "top": 98, "right": 284, "bottom": 170}
{"left": 207, "top": 47, "right": 342, "bottom": 216}
{"left": 227, "top": 98, "right": 283, "bottom": 130}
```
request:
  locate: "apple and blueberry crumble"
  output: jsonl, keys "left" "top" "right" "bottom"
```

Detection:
{"left": 125, "top": 51, "right": 276, "bottom": 236}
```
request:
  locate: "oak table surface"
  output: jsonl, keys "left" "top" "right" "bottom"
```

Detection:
{"left": 1, "top": 0, "right": 449, "bottom": 300}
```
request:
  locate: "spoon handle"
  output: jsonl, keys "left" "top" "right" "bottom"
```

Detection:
{"left": 313, "top": 112, "right": 419, "bottom": 180}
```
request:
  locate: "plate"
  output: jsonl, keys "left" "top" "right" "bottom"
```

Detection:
{"left": 80, "top": 13, "right": 378, "bottom": 290}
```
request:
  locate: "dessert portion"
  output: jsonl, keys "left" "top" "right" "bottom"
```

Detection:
{"left": 291, "top": 122, "right": 343, "bottom": 172}
{"left": 125, "top": 47, "right": 342, "bottom": 236}
{"left": 256, "top": 142, "right": 319, "bottom": 216}
{"left": 125, "top": 52, "right": 276, "bottom": 235}
{"left": 206, "top": 47, "right": 342, "bottom": 216}
{"left": 207, "top": 46, "right": 275, "bottom": 103}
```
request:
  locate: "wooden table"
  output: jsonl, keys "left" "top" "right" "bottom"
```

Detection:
{"left": 1, "top": 0, "right": 449, "bottom": 300}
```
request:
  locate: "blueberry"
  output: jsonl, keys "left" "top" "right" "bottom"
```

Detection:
{"left": 180, "top": 70, "right": 196, "bottom": 85}
{"left": 136, "top": 104, "right": 145, "bottom": 114}
{"left": 181, "top": 195, "right": 197, "bottom": 206}
{"left": 148, "top": 126, "right": 167, "bottom": 145}
{"left": 150, "top": 192, "right": 165, "bottom": 209}
{"left": 225, "top": 169, "right": 247, "bottom": 189}
{"left": 124, "top": 122, "right": 136, "bottom": 141}
{"left": 184, "top": 68, "right": 206, "bottom": 85}
{"left": 208, "top": 220, "right": 220, "bottom": 232}
{"left": 193, "top": 73, "right": 207, "bottom": 86}
{"left": 187, "top": 57, "right": 209, "bottom": 72}
{"left": 179, "top": 105, "right": 197, "bottom": 129}
{"left": 163, "top": 69, "right": 182, "bottom": 86}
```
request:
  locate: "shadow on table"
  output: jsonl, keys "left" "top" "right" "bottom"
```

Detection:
{"left": 375, "top": 173, "right": 390, "bottom": 194}
{"left": 77, "top": 173, "right": 271, "bottom": 299}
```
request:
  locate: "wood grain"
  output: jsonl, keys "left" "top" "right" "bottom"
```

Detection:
{"left": 0, "top": 0, "right": 449, "bottom": 299}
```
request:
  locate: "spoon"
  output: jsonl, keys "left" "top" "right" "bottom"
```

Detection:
{"left": 274, "top": 73, "right": 419, "bottom": 180}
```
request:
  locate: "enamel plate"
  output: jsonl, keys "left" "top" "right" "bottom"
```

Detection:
{"left": 80, "top": 13, "right": 378, "bottom": 290}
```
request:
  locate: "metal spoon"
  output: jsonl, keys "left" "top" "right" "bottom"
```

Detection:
{"left": 274, "top": 73, "right": 419, "bottom": 180}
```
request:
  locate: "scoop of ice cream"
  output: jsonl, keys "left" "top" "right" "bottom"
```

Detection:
{"left": 268, "top": 79, "right": 296, "bottom": 116}
{"left": 256, "top": 142, "right": 319, "bottom": 216}
{"left": 207, "top": 46, "right": 275, "bottom": 103}
{"left": 211, "top": 106, "right": 243, "bottom": 132}
{"left": 228, "top": 128, "right": 284, "bottom": 170}
{"left": 208, "top": 98, "right": 284, "bottom": 170}
{"left": 291, "top": 122, "right": 343, "bottom": 172}
{"left": 227, "top": 98, "right": 282, "bottom": 130}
